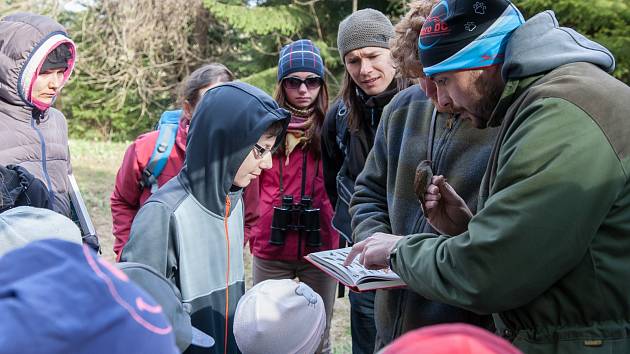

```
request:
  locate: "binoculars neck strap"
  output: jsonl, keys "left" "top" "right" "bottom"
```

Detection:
{"left": 278, "top": 149, "right": 319, "bottom": 199}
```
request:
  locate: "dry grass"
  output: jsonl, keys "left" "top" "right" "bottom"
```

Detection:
{"left": 69, "top": 139, "right": 352, "bottom": 354}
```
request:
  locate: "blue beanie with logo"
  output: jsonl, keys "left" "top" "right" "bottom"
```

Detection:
{"left": 419, "top": 0, "right": 524, "bottom": 77}
{"left": 277, "top": 39, "right": 325, "bottom": 81}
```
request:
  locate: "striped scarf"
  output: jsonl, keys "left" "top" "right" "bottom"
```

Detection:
{"left": 284, "top": 103, "right": 315, "bottom": 165}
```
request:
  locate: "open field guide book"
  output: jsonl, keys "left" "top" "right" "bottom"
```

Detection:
{"left": 305, "top": 247, "right": 406, "bottom": 292}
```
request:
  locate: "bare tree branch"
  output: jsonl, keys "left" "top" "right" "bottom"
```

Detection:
{"left": 74, "top": 0, "right": 220, "bottom": 129}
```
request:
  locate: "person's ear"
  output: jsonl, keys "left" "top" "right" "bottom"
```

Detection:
{"left": 183, "top": 100, "right": 193, "bottom": 121}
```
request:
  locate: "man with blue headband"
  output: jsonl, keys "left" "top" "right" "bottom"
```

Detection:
{"left": 345, "top": 0, "right": 630, "bottom": 352}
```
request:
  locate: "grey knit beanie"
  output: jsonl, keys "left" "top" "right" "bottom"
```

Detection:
{"left": 337, "top": 8, "right": 395, "bottom": 61}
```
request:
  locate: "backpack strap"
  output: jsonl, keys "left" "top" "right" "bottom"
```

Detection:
{"left": 331, "top": 101, "right": 355, "bottom": 245}
{"left": 334, "top": 102, "right": 349, "bottom": 156}
{"left": 155, "top": 109, "right": 182, "bottom": 128}
{"left": 333, "top": 102, "right": 351, "bottom": 298}
{"left": 140, "top": 110, "right": 182, "bottom": 193}
{"left": 334, "top": 100, "right": 353, "bottom": 182}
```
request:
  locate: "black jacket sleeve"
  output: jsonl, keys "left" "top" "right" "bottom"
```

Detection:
{"left": 19, "top": 177, "right": 52, "bottom": 211}
{"left": 0, "top": 165, "right": 51, "bottom": 213}
{"left": 321, "top": 100, "right": 344, "bottom": 207}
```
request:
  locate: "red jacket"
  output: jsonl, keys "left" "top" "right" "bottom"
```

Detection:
{"left": 110, "top": 118, "right": 188, "bottom": 259}
{"left": 243, "top": 147, "right": 338, "bottom": 261}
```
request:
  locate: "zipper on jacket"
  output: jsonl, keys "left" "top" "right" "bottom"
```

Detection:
{"left": 223, "top": 195, "right": 231, "bottom": 354}
{"left": 31, "top": 110, "right": 56, "bottom": 211}
{"left": 432, "top": 116, "right": 461, "bottom": 173}
{"left": 370, "top": 108, "right": 376, "bottom": 127}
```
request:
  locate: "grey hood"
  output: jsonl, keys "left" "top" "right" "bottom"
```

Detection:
{"left": 180, "top": 82, "right": 289, "bottom": 215}
{"left": 502, "top": 10, "right": 615, "bottom": 80}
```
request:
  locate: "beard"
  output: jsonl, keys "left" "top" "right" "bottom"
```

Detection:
{"left": 471, "top": 69, "right": 504, "bottom": 127}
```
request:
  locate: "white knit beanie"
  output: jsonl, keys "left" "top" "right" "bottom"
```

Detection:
{"left": 233, "top": 279, "right": 326, "bottom": 354}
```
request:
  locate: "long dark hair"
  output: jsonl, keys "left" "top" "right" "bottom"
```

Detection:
{"left": 273, "top": 79, "right": 329, "bottom": 160}
{"left": 338, "top": 70, "right": 365, "bottom": 133}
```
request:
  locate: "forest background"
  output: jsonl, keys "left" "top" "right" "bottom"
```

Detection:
{"left": 1, "top": 1, "right": 628, "bottom": 352}
{"left": 1, "top": 0, "right": 628, "bottom": 141}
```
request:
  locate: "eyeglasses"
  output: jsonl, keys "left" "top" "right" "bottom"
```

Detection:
{"left": 252, "top": 143, "right": 273, "bottom": 159}
{"left": 282, "top": 77, "right": 323, "bottom": 90}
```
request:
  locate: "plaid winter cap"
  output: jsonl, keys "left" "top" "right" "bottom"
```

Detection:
{"left": 277, "top": 39, "right": 325, "bottom": 81}
{"left": 419, "top": 0, "right": 524, "bottom": 77}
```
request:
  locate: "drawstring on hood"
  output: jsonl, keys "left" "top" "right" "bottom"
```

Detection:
{"left": 223, "top": 194, "right": 231, "bottom": 354}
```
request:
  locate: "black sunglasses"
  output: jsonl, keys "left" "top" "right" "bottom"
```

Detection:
{"left": 282, "top": 76, "right": 323, "bottom": 90}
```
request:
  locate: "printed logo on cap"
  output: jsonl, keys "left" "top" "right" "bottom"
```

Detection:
{"left": 368, "top": 33, "right": 390, "bottom": 43}
{"left": 465, "top": 22, "right": 477, "bottom": 31}
{"left": 419, "top": 0, "right": 452, "bottom": 50}
{"left": 473, "top": 1, "right": 487, "bottom": 14}
{"left": 419, "top": 0, "right": 525, "bottom": 77}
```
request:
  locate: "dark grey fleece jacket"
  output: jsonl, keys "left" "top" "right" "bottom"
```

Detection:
{"left": 350, "top": 85, "right": 497, "bottom": 347}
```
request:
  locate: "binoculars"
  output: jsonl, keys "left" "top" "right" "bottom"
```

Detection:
{"left": 270, "top": 195, "right": 321, "bottom": 247}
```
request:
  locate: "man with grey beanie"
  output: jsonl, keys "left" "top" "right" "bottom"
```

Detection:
{"left": 321, "top": 8, "right": 405, "bottom": 354}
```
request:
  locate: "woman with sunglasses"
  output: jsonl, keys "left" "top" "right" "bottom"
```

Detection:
{"left": 243, "top": 39, "right": 338, "bottom": 354}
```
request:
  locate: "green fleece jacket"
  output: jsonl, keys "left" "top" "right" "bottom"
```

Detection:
{"left": 392, "top": 40, "right": 630, "bottom": 354}
{"left": 350, "top": 85, "right": 497, "bottom": 347}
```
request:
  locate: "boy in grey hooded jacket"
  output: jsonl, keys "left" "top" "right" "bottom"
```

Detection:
{"left": 120, "top": 82, "right": 290, "bottom": 354}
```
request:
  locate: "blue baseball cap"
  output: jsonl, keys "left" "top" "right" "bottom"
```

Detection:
{"left": 0, "top": 239, "right": 179, "bottom": 354}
